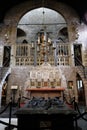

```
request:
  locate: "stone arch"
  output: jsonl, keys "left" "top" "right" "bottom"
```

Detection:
{"left": 76, "top": 73, "right": 86, "bottom": 105}
{"left": 3, "top": 0, "right": 80, "bottom": 44}
{"left": 4, "top": 0, "right": 79, "bottom": 23}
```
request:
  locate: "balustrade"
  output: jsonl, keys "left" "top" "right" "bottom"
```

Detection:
{"left": 14, "top": 42, "right": 70, "bottom": 66}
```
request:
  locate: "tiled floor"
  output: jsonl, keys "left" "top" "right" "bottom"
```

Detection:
{"left": 77, "top": 105, "right": 87, "bottom": 130}
{"left": 0, "top": 118, "right": 17, "bottom": 130}
{"left": 78, "top": 118, "right": 87, "bottom": 130}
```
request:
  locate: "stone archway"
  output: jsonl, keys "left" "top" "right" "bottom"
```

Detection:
{"left": 76, "top": 73, "right": 86, "bottom": 105}
{"left": 3, "top": 0, "right": 80, "bottom": 45}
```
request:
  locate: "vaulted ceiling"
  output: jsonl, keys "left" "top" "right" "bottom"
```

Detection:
{"left": 0, "top": 0, "right": 87, "bottom": 23}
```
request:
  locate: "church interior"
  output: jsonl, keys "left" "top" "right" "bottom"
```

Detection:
{"left": 0, "top": 0, "right": 87, "bottom": 129}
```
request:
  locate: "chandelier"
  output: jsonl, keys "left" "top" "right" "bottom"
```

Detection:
{"left": 35, "top": 7, "right": 53, "bottom": 62}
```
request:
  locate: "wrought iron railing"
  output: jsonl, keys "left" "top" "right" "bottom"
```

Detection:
{"left": 0, "top": 67, "right": 10, "bottom": 81}
{"left": 0, "top": 98, "right": 18, "bottom": 130}
{"left": 75, "top": 56, "right": 87, "bottom": 78}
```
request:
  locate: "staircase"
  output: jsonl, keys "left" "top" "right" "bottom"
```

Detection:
{"left": 76, "top": 66, "right": 87, "bottom": 87}
{"left": 0, "top": 52, "right": 11, "bottom": 82}
{"left": 75, "top": 57, "right": 87, "bottom": 79}
{"left": 0, "top": 67, "right": 11, "bottom": 87}
{"left": 75, "top": 56, "right": 87, "bottom": 105}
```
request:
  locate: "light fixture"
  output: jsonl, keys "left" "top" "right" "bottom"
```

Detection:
{"left": 36, "top": 7, "right": 52, "bottom": 63}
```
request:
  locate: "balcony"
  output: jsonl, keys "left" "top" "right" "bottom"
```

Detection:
{"left": 14, "top": 42, "right": 70, "bottom": 66}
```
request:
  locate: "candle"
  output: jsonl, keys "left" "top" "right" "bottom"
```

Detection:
{"left": 38, "top": 36, "right": 40, "bottom": 44}
{"left": 31, "top": 42, "right": 34, "bottom": 48}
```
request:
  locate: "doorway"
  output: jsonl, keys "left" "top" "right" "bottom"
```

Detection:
{"left": 76, "top": 73, "right": 85, "bottom": 105}
{"left": 74, "top": 44, "right": 82, "bottom": 66}
{"left": 3, "top": 46, "right": 11, "bottom": 67}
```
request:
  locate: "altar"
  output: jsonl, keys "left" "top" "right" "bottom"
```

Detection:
{"left": 24, "top": 62, "right": 67, "bottom": 99}
{"left": 26, "top": 87, "right": 65, "bottom": 99}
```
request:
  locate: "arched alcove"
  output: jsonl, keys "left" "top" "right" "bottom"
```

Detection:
{"left": 17, "top": 7, "right": 68, "bottom": 43}
{"left": 76, "top": 73, "right": 85, "bottom": 105}
{"left": 4, "top": 0, "right": 80, "bottom": 44}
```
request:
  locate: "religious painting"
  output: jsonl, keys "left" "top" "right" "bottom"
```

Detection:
{"left": 37, "top": 81, "right": 41, "bottom": 88}
{"left": 30, "top": 79, "right": 35, "bottom": 87}
{"left": 68, "top": 81, "right": 73, "bottom": 89}
{"left": 43, "top": 81, "right": 48, "bottom": 87}
{"left": 50, "top": 81, "right": 54, "bottom": 87}
{"left": 56, "top": 79, "right": 61, "bottom": 87}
